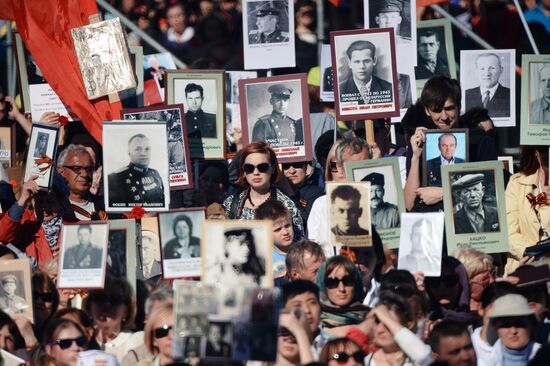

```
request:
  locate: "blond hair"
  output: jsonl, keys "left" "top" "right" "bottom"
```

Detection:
{"left": 454, "top": 248, "right": 493, "bottom": 279}
{"left": 144, "top": 303, "right": 173, "bottom": 355}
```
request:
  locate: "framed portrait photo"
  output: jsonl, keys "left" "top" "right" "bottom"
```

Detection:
{"left": 58, "top": 222, "right": 109, "bottom": 289}
{"left": 498, "top": 156, "right": 514, "bottom": 175}
{"left": 158, "top": 208, "right": 206, "bottom": 279}
{"left": 143, "top": 52, "right": 177, "bottom": 106}
{"left": 122, "top": 104, "right": 193, "bottom": 190}
{"left": 242, "top": 0, "right": 295, "bottom": 70}
{"left": 0, "top": 122, "right": 15, "bottom": 168}
{"left": 391, "top": 60, "right": 416, "bottom": 123}
{"left": 103, "top": 121, "right": 170, "bottom": 212}
{"left": 345, "top": 157, "right": 405, "bottom": 249}
{"left": 23, "top": 123, "right": 60, "bottom": 191}
{"left": 397, "top": 212, "right": 444, "bottom": 277}
{"left": 240, "top": 73, "right": 312, "bottom": 163}
{"left": 165, "top": 70, "right": 226, "bottom": 159}
{"left": 422, "top": 129, "right": 469, "bottom": 187}
{"left": 201, "top": 220, "right": 273, "bottom": 287}
{"left": 330, "top": 28, "right": 400, "bottom": 121}
{"left": 441, "top": 161, "right": 509, "bottom": 254}
{"left": 139, "top": 216, "right": 163, "bottom": 281}
{"left": 460, "top": 49, "right": 516, "bottom": 127}
{"left": 0, "top": 259, "right": 33, "bottom": 322}
{"left": 226, "top": 71, "right": 258, "bottom": 156}
{"left": 326, "top": 182, "right": 372, "bottom": 247}
{"left": 320, "top": 44, "right": 335, "bottom": 102}
{"left": 120, "top": 45, "right": 144, "bottom": 109}
{"left": 520, "top": 55, "right": 550, "bottom": 145}
{"left": 107, "top": 219, "right": 137, "bottom": 294}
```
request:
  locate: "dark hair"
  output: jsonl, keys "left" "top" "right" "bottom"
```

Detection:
{"left": 324, "top": 255, "right": 357, "bottom": 281}
{"left": 172, "top": 215, "right": 193, "bottom": 236}
{"left": 285, "top": 240, "right": 326, "bottom": 276}
{"left": 0, "top": 310, "right": 25, "bottom": 349}
{"left": 235, "top": 141, "right": 281, "bottom": 187}
{"left": 420, "top": 75, "right": 461, "bottom": 112}
{"left": 418, "top": 29, "right": 439, "bottom": 41}
{"left": 199, "top": 160, "right": 230, "bottom": 190}
{"left": 42, "top": 318, "right": 86, "bottom": 348}
{"left": 223, "top": 229, "right": 265, "bottom": 285}
{"left": 330, "top": 185, "right": 362, "bottom": 203}
{"left": 128, "top": 133, "right": 148, "bottom": 145}
{"left": 255, "top": 200, "right": 289, "bottom": 221}
{"left": 380, "top": 270, "right": 418, "bottom": 293}
{"left": 346, "top": 40, "right": 376, "bottom": 59}
{"left": 77, "top": 224, "right": 92, "bottom": 233}
{"left": 32, "top": 271, "right": 60, "bottom": 326}
{"left": 282, "top": 280, "right": 320, "bottom": 305}
{"left": 428, "top": 320, "right": 470, "bottom": 353}
{"left": 185, "top": 83, "right": 204, "bottom": 98}
{"left": 480, "top": 281, "right": 519, "bottom": 309}
{"left": 319, "top": 338, "right": 362, "bottom": 364}
{"left": 377, "top": 292, "right": 415, "bottom": 329}
{"left": 54, "top": 308, "right": 94, "bottom": 329}
{"left": 519, "top": 146, "right": 548, "bottom": 176}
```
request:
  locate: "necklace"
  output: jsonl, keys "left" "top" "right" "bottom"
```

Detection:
{"left": 246, "top": 187, "right": 272, "bottom": 207}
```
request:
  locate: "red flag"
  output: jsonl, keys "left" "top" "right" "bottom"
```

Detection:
{"left": 417, "top": 0, "right": 448, "bottom": 7}
{"left": 0, "top": 0, "right": 122, "bottom": 144}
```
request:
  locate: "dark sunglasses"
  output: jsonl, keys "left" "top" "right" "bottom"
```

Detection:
{"left": 282, "top": 162, "right": 307, "bottom": 170}
{"left": 325, "top": 275, "right": 355, "bottom": 289}
{"left": 329, "top": 161, "right": 339, "bottom": 172}
{"left": 88, "top": 293, "right": 125, "bottom": 305}
{"left": 426, "top": 274, "right": 459, "bottom": 288}
{"left": 54, "top": 336, "right": 88, "bottom": 350}
{"left": 278, "top": 327, "right": 294, "bottom": 338}
{"left": 63, "top": 165, "right": 95, "bottom": 174}
{"left": 154, "top": 324, "right": 173, "bottom": 338}
{"left": 33, "top": 291, "right": 55, "bottom": 303}
{"left": 493, "top": 317, "right": 529, "bottom": 329}
{"left": 331, "top": 351, "right": 365, "bottom": 363}
{"left": 243, "top": 162, "right": 270, "bottom": 174}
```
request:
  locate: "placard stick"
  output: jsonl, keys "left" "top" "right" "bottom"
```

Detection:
{"left": 366, "top": 120, "right": 375, "bottom": 146}
{"left": 510, "top": 0, "right": 540, "bottom": 55}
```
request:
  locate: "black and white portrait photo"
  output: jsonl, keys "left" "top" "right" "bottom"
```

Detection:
{"left": 138, "top": 220, "right": 163, "bottom": 281}
{"left": 331, "top": 29, "right": 399, "bottom": 120}
{"left": 24, "top": 123, "right": 59, "bottom": 191}
{"left": 398, "top": 212, "right": 444, "bottom": 277}
{"left": 106, "top": 229, "right": 127, "bottom": 279}
{"left": 327, "top": 182, "right": 372, "bottom": 246}
{"left": 226, "top": 71, "right": 258, "bottom": 154}
{"left": 416, "top": 26, "right": 449, "bottom": 80}
{"left": 423, "top": 129, "right": 468, "bottom": 187}
{"left": 528, "top": 62, "right": 550, "bottom": 125}
{"left": 247, "top": 1, "right": 290, "bottom": 44}
{"left": 205, "top": 321, "right": 232, "bottom": 358}
{"left": 320, "top": 44, "right": 334, "bottom": 102}
{"left": 58, "top": 222, "right": 108, "bottom": 289}
{"left": 175, "top": 81, "right": 218, "bottom": 139}
{"left": 33, "top": 132, "right": 49, "bottom": 158}
{"left": 366, "top": 0, "right": 412, "bottom": 43}
{"left": 108, "top": 219, "right": 137, "bottom": 292}
{"left": 159, "top": 209, "right": 205, "bottom": 279}
{"left": 449, "top": 171, "right": 500, "bottom": 234}
{"left": 122, "top": 104, "right": 193, "bottom": 190}
{"left": 0, "top": 259, "right": 33, "bottom": 322}
{"left": 360, "top": 170, "right": 400, "bottom": 230}
{"left": 461, "top": 50, "right": 516, "bottom": 127}
{"left": 103, "top": 121, "right": 170, "bottom": 212}
{"left": 202, "top": 221, "right": 273, "bottom": 287}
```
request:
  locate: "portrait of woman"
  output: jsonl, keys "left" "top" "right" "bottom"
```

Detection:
{"left": 222, "top": 228, "right": 266, "bottom": 286}
{"left": 163, "top": 215, "right": 200, "bottom": 259}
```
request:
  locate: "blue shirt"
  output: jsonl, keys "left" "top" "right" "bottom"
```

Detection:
{"left": 525, "top": 4, "right": 550, "bottom": 34}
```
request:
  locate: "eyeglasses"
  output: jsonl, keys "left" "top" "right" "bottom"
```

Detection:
{"left": 493, "top": 317, "right": 529, "bottom": 329}
{"left": 278, "top": 327, "right": 293, "bottom": 338}
{"left": 33, "top": 291, "right": 55, "bottom": 303}
{"left": 54, "top": 336, "right": 88, "bottom": 350}
{"left": 329, "top": 161, "right": 339, "bottom": 172}
{"left": 325, "top": 275, "right": 355, "bottom": 289}
{"left": 331, "top": 351, "right": 365, "bottom": 363}
{"left": 63, "top": 165, "right": 95, "bottom": 175}
{"left": 281, "top": 162, "right": 307, "bottom": 170}
{"left": 154, "top": 324, "right": 173, "bottom": 338}
{"left": 243, "top": 163, "right": 270, "bottom": 174}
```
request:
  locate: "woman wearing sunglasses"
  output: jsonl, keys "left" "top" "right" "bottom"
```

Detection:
{"left": 40, "top": 318, "right": 88, "bottom": 366}
{"left": 316, "top": 256, "right": 369, "bottom": 333}
{"left": 223, "top": 141, "right": 304, "bottom": 240}
{"left": 319, "top": 338, "right": 365, "bottom": 366}
{"left": 141, "top": 304, "right": 174, "bottom": 366}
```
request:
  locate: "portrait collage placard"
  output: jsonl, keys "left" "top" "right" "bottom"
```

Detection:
{"left": 102, "top": 121, "right": 170, "bottom": 212}
{"left": 201, "top": 220, "right": 273, "bottom": 287}
{"left": 58, "top": 222, "right": 109, "bottom": 289}
{"left": 397, "top": 212, "right": 444, "bottom": 276}
{"left": 320, "top": 44, "right": 334, "bottom": 102}
{"left": 139, "top": 216, "right": 163, "bottom": 280}
{"left": 326, "top": 182, "right": 372, "bottom": 247}
{"left": 460, "top": 49, "right": 516, "bottom": 127}
{"left": 0, "top": 122, "right": 15, "bottom": 168}
{"left": 226, "top": 71, "right": 258, "bottom": 156}
{"left": 143, "top": 52, "right": 177, "bottom": 106}
{"left": 239, "top": 73, "right": 312, "bottom": 163}
{"left": 165, "top": 70, "right": 226, "bottom": 159}
{"left": 520, "top": 54, "right": 550, "bottom": 145}
{"left": 422, "top": 129, "right": 469, "bottom": 187}
{"left": 107, "top": 219, "right": 137, "bottom": 294}
{"left": 158, "top": 208, "right": 206, "bottom": 279}
{"left": 345, "top": 158, "right": 405, "bottom": 249}
{"left": 243, "top": 0, "right": 295, "bottom": 70}
{"left": 441, "top": 161, "right": 509, "bottom": 254}
{"left": 122, "top": 104, "right": 193, "bottom": 190}
{"left": 330, "top": 28, "right": 400, "bottom": 121}
{"left": 0, "top": 259, "right": 33, "bottom": 322}
{"left": 23, "top": 123, "right": 60, "bottom": 191}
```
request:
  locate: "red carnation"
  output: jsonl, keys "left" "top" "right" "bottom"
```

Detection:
{"left": 58, "top": 115, "right": 69, "bottom": 126}
{"left": 126, "top": 205, "right": 146, "bottom": 219}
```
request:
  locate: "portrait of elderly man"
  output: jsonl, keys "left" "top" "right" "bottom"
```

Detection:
{"left": 251, "top": 84, "right": 303, "bottom": 148}
{"left": 330, "top": 185, "right": 370, "bottom": 236}
{"left": 362, "top": 172, "right": 399, "bottom": 229}
{"left": 415, "top": 29, "right": 449, "bottom": 79}
{"left": 452, "top": 173, "right": 499, "bottom": 234}
{"left": 465, "top": 53, "right": 510, "bottom": 117}
{"left": 372, "top": 0, "right": 410, "bottom": 43}
{"left": 426, "top": 133, "right": 465, "bottom": 187}
{"left": 0, "top": 274, "right": 27, "bottom": 316}
{"left": 138, "top": 230, "right": 162, "bottom": 280}
{"left": 185, "top": 83, "right": 217, "bottom": 138}
{"left": 249, "top": 7, "right": 289, "bottom": 44}
{"left": 63, "top": 225, "right": 103, "bottom": 269}
{"left": 339, "top": 40, "right": 393, "bottom": 105}
{"left": 529, "top": 64, "right": 550, "bottom": 124}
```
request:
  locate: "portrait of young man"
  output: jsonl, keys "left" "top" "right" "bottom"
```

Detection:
{"left": 185, "top": 83, "right": 217, "bottom": 138}
{"left": 415, "top": 28, "right": 449, "bottom": 80}
{"left": 329, "top": 184, "right": 371, "bottom": 246}
{"left": 63, "top": 224, "right": 103, "bottom": 270}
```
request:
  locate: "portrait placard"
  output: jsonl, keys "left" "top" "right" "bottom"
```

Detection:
{"left": 0, "top": 122, "right": 15, "bottom": 168}
{"left": 390, "top": 60, "right": 416, "bottom": 123}
{"left": 201, "top": 220, "right": 273, "bottom": 287}
{"left": 165, "top": 70, "right": 226, "bottom": 159}
{"left": 460, "top": 49, "right": 516, "bottom": 127}
{"left": 326, "top": 182, "right": 372, "bottom": 247}
{"left": 243, "top": 0, "right": 295, "bottom": 70}
{"left": 139, "top": 217, "right": 163, "bottom": 280}
{"left": 226, "top": 71, "right": 258, "bottom": 156}
{"left": 415, "top": 19, "right": 457, "bottom": 90}
{"left": 320, "top": 44, "right": 335, "bottom": 102}
{"left": 143, "top": 52, "right": 177, "bottom": 106}
{"left": 58, "top": 222, "right": 109, "bottom": 289}
{"left": 159, "top": 208, "right": 206, "bottom": 279}
{"left": 103, "top": 121, "right": 170, "bottom": 212}
{"left": 120, "top": 45, "right": 144, "bottom": 108}
{"left": 330, "top": 28, "right": 400, "bottom": 121}
{"left": 107, "top": 219, "right": 137, "bottom": 294}
{"left": 71, "top": 18, "right": 136, "bottom": 100}
{"left": 23, "top": 123, "right": 59, "bottom": 191}
{"left": 0, "top": 259, "right": 33, "bottom": 322}
{"left": 498, "top": 156, "right": 514, "bottom": 175}
{"left": 345, "top": 157, "right": 405, "bottom": 249}
{"left": 520, "top": 55, "right": 550, "bottom": 144}
{"left": 397, "top": 212, "right": 444, "bottom": 276}
{"left": 422, "top": 129, "right": 469, "bottom": 187}
{"left": 442, "top": 161, "right": 509, "bottom": 254}
{"left": 122, "top": 104, "right": 193, "bottom": 190}
{"left": 240, "top": 74, "right": 312, "bottom": 163}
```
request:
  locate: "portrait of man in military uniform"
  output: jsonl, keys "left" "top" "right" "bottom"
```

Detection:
{"left": 361, "top": 172, "right": 400, "bottom": 229}
{"left": 370, "top": 0, "right": 411, "bottom": 44}
{"left": 328, "top": 184, "right": 372, "bottom": 247}
{"left": 0, "top": 274, "right": 28, "bottom": 316}
{"left": 184, "top": 83, "right": 217, "bottom": 138}
{"left": 63, "top": 224, "right": 103, "bottom": 270}
{"left": 248, "top": 4, "right": 289, "bottom": 45}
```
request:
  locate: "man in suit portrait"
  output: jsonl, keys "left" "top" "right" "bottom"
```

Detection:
{"left": 185, "top": 83, "right": 217, "bottom": 138}
{"left": 339, "top": 40, "right": 393, "bottom": 105}
{"left": 426, "top": 133, "right": 464, "bottom": 187}
{"left": 63, "top": 225, "right": 102, "bottom": 269}
{"left": 529, "top": 65, "right": 550, "bottom": 124}
{"left": 452, "top": 173, "right": 499, "bottom": 234}
{"left": 465, "top": 53, "right": 510, "bottom": 118}
{"left": 249, "top": 7, "right": 289, "bottom": 44}
{"left": 415, "top": 29, "right": 449, "bottom": 80}
{"left": 330, "top": 185, "right": 370, "bottom": 236}
{"left": 139, "top": 230, "right": 162, "bottom": 280}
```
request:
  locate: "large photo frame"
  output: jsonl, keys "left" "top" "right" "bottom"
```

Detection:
{"left": 330, "top": 28, "right": 400, "bottom": 121}
{"left": 345, "top": 158, "right": 405, "bottom": 249}
{"left": 143, "top": 52, "right": 177, "bottom": 106}
{"left": 23, "top": 123, "right": 60, "bottom": 191}
{"left": 441, "top": 161, "right": 508, "bottom": 254}
{"left": 107, "top": 219, "right": 138, "bottom": 294}
{"left": 0, "top": 259, "right": 33, "bottom": 322}
{"left": 165, "top": 70, "right": 226, "bottom": 159}
{"left": 239, "top": 73, "right": 313, "bottom": 163}
{"left": 422, "top": 128, "right": 469, "bottom": 187}
{"left": 122, "top": 104, "right": 193, "bottom": 190}
{"left": 320, "top": 44, "right": 334, "bottom": 102}
{"left": 520, "top": 54, "right": 550, "bottom": 145}
{"left": 0, "top": 122, "right": 15, "bottom": 168}
{"left": 226, "top": 71, "right": 258, "bottom": 157}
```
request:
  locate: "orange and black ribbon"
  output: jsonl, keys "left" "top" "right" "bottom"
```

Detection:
{"left": 526, "top": 192, "right": 548, "bottom": 207}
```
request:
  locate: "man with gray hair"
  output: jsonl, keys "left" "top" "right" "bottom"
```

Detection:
{"left": 529, "top": 65, "right": 550, "bottom": 124}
